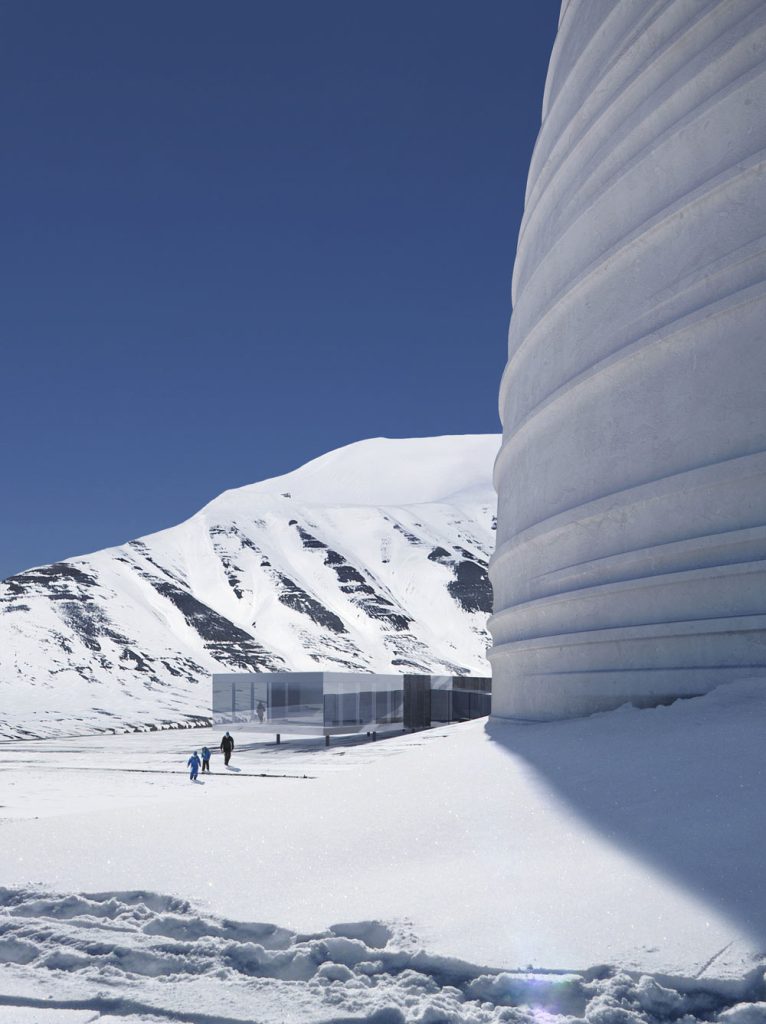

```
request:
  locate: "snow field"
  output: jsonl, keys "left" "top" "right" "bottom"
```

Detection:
{"left": 2, "top": 677, "right": 766, "bottom": 1022}
{"left": 1, "top": 887, "right": 765, "bottom": 1024}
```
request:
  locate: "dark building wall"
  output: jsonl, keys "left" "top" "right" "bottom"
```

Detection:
{"left": 403, "top": 675, "right": 431, "bottom": 729}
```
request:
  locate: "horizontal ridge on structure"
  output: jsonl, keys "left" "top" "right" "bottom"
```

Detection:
{"left": 490, "top": 560, "right": 766, "bottom": 644}
{"left": 502, "top": 146, "right": 766, "bottom": 404}
{"left": 491, "top": 0, "right": 766, "bottom": 720}
{"left": 519, "top": 0, "right": 766, "bottom": 285}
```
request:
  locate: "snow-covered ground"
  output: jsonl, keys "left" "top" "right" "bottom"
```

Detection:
{"left": 2, "top": 679, "right": 765, "bottom": 1022}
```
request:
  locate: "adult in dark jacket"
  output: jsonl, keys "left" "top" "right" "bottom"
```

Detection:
{"left": 220, "top": 731, "right": 235, "bottom": 766}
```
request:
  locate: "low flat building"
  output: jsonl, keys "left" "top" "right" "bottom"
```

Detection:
{"left": 212, "top": 671, "right": 491, "bottom": 743}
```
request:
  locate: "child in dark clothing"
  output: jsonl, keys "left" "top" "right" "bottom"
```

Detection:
{"left": 187, "top": 751, "right": 201, "bottom": 781}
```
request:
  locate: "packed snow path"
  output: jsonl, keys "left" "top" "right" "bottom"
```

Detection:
{"left": 1, "top": 681, "right": 765, "bottom": 1021}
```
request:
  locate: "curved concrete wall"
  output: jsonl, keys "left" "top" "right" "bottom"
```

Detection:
{"left": 489, "top": 0, "right": 766, "bottom": 720}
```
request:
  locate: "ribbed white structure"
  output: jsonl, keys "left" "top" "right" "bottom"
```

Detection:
{"left": 489, "top": 0, "right": 766, "bottom": 720}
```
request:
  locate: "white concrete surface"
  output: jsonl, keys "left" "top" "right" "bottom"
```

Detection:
{"left": 490, "top": 0, "right": 766, "bottom": 719}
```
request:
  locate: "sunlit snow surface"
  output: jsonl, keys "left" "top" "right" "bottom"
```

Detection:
{"left": 2, "top": 680, "right": 766, "bottom": 1022}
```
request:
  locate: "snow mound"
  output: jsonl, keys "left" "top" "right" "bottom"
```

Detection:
{"left": 1, "top": 885, "right": 764, "bottom": 1024}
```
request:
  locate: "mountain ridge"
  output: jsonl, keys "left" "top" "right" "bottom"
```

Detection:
{"left": 0, "top": 434, "right": 499, "bottom": 739}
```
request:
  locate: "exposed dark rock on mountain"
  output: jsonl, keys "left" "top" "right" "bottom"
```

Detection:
{"left": 0, "top": 435, "right": 498, "bottom": 738}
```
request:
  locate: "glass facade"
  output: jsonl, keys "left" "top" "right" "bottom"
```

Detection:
{"left": 440, "top": 676, "right": 492, "bottom": 723}
{"left": 212, "top": 672, "right": 490, "bottom": 733}
{"left": 322, "top": 673, "right": 404, "bottom": 728}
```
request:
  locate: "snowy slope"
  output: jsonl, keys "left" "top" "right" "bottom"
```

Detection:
{"left": 1, "top": 679, "right": 766, "bottom": 1021}
{"left": 0, "top": 435, "right": 499, "bottom": 739}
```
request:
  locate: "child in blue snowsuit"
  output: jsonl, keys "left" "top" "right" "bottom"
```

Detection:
{"left": 201, "top": 747, "right": 211, "bottom": 773}
{"left": 187, "top": 751, "right": 201, "bottom": 781}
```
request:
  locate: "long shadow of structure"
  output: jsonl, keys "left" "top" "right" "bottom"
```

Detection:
{"left": 484, "top": 682, "right": 766, "bottom": 949}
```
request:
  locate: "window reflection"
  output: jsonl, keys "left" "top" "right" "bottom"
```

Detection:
{"left": 212, "top": 672, "right": 490, "bottom": 733}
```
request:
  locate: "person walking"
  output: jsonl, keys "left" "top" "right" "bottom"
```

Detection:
{"left": 220, "top": 731, "right": 235, "bottom": 766}
{"left": 187, "top": 751, "right": 201, "bottom": 782}
{"left": 201, "top": 746, "right": 211, "bottom": 773}
{"left": 256, "top": 701, "right": 266, "bottom": 724}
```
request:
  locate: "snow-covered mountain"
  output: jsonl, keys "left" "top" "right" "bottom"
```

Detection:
{"left": 0, "top": 435, "right": 499, "bottom": 738}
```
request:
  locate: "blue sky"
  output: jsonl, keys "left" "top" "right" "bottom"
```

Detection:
{"left": 1, "top": 0, "right": 559, "bottom": 580}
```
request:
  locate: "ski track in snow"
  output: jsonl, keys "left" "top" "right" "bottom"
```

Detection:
{"left": 1, "top": 886, "right": 765, "bottom": 1024}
